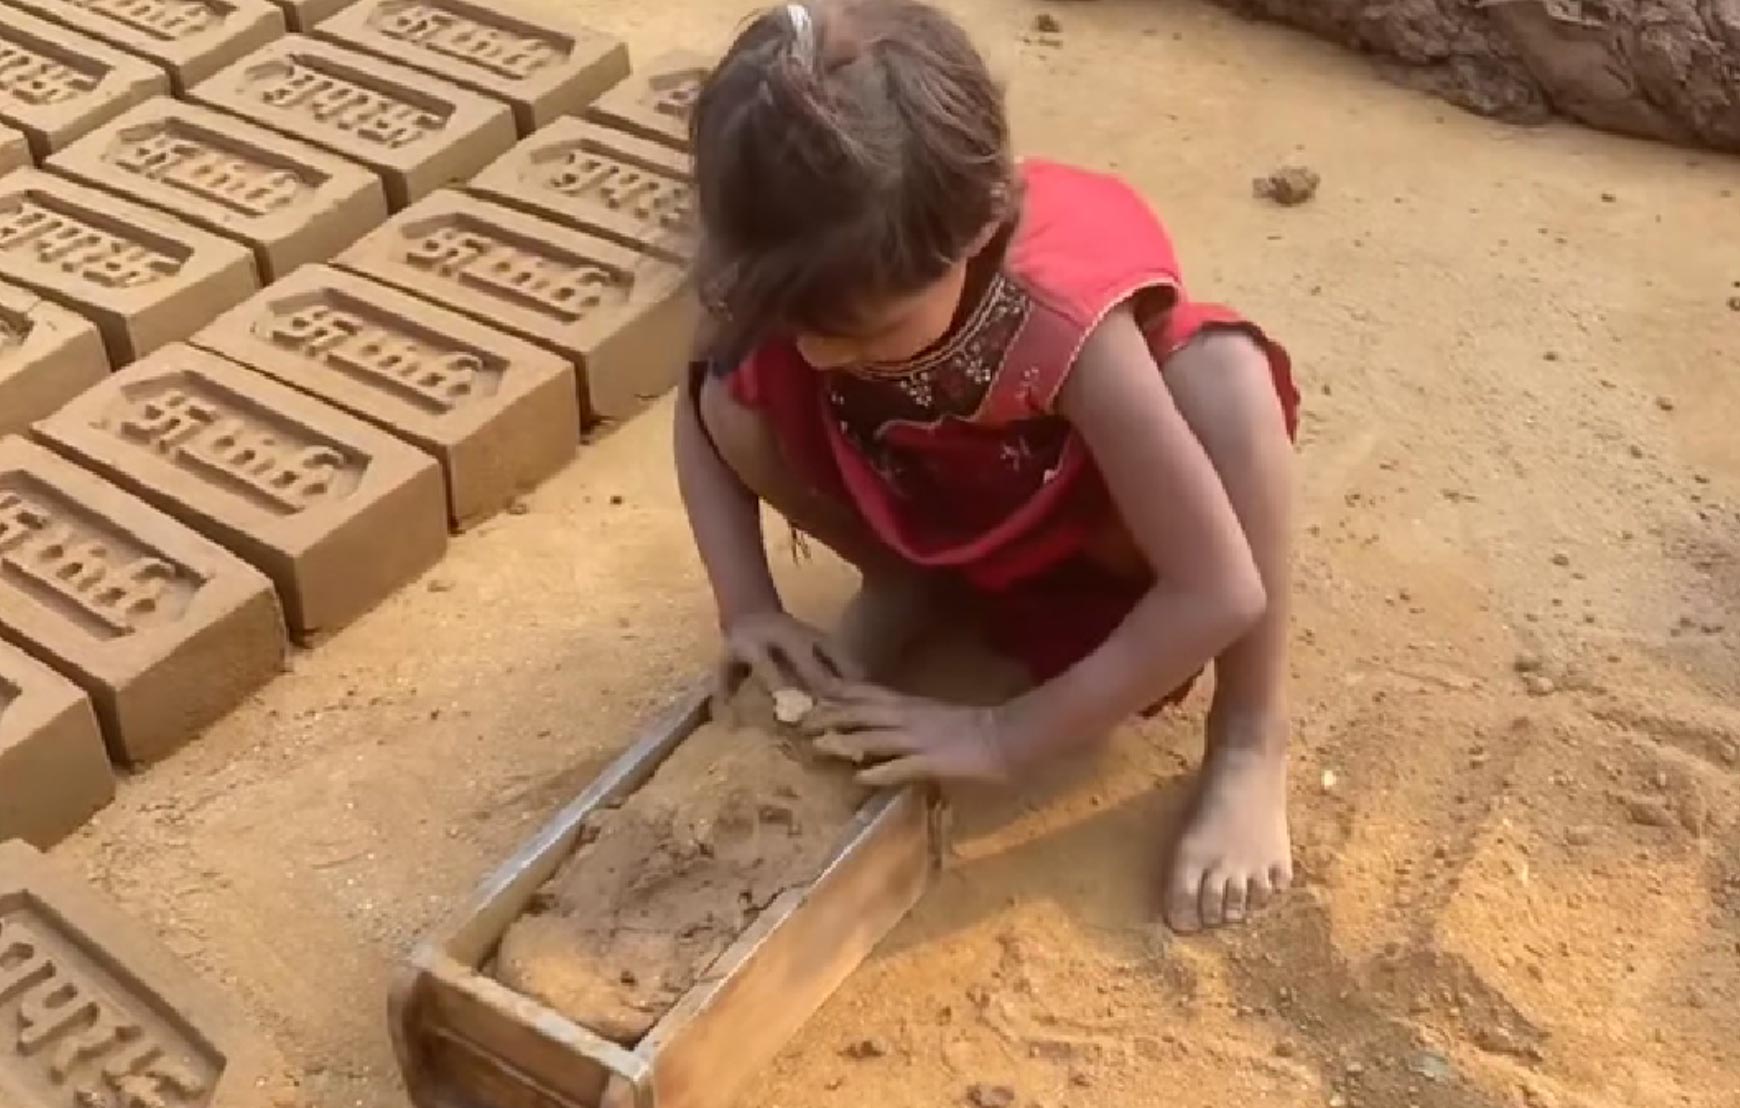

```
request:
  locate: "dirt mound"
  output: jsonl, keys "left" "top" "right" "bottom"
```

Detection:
{"left": 1217, "top": 0, "right": 1740, "bottom": 151}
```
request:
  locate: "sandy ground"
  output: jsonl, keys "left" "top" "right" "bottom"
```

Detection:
{"left": 54, "top": 1, "right": 1740, "bottom": 1106}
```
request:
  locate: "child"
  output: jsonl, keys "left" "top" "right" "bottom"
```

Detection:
{"left": 674, "top": 0, "right": 1300, "bottom": 933}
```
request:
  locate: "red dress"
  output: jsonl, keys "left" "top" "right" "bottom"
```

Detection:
{"left": 725, "top": 160, "right": 1299, "bottom": 687}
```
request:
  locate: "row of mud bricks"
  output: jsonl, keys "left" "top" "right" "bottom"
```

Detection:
{"left": 0, "top": 1, "right": 704, "bottom": 1098}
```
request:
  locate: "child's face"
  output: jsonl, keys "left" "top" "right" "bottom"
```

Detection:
{"left": 794, "top": 257, "right": 970, "bottom": 370}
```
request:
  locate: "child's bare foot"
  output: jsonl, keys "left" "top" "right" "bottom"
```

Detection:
{"left": 834, "top": 572, "right": 936, "bottom": 681}
{"left": 1163, "top": 713, "right": 1292, "bottom": 932}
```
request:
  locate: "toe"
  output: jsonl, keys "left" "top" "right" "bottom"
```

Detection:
{"left": 1246, "top": 874, "right": 1273, "bottom": 913}
{"left": 1269, "top": 861, "right": 1294, "bottom": 893}
{"left": 1199, "top": 867, "right": 1234, "bottom": 929}
{"left": 1164, "top": 862, "right": 1208, "bottom": 933}
{"left": 1222, "top": 875, "right": 1250, "bottom": 924}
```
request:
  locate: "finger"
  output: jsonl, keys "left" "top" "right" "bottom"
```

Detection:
{"left": 741, "top": 644, "right": 788, "bottom": 700}
{"left": 830, "top": 681, "right": 903, "bottom": 706}
{"left": 857, "top": 754, "right": 937, "bottom": 789}
{"left": 1221, "top": 876, "right": 1249, "bottom": 925}
{"left": 814, "top": 639, "right": 869, "bottom": 684}
{"left": 774, "top": 639, "right": 846, "bottom": 697}
{"left": 1163, "top": 861, "right": 1207, "bottom": 934}
{"left": 1199, "top": 867, "right": 1234, "bottom": 929}
{"left": 815, "top": 728, "right": 921, "bottom": 765}
{"left": 801, "top": 701, "right": 907, "bottom": 736}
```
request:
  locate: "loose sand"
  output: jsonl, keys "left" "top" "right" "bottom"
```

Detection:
{"left": 54, "top": 1, "right": 1740, "bottom": 1106}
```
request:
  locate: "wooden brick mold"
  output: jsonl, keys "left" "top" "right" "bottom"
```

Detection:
{"left": 195, "top": 264, "right": 578, "bottom": 529}
{"left": 0, "top": 636, "right": 111, "bottom": 848}
{"left": 0, "top": 280, "right": 108, "bottom": 438}
{"left": 337, "top": 191, "right": 698, "bottom": 422}
{"left": 8, "top": 0, "right": 285, "bottom": 94}
{"left": 391, "top": 692, "right": 940, "bottom": 1108}
{"left": 0, "top": 840, "right": 292, "bottom": 1108}
{"left": 49, "top": 98, "right": 389, "bottom": 281}
{"left": 317, "top": 0, "right": 628, "bottom": 135}
{"left": 0, "top": 436, "right": 284, "bottom": 765}
{"left": 469, "top": 118, "right": 693, "bottom": 263}
{"left": 191, "top": 34, "right": 515, "bottom": 209}
{"left": 0, "top": 170, "right": 260, "bottom": 365}
{"left": 37, "top": 343, "right": 448, "bottom": 641}
{"left": 0, "top": 8, "right": 167, "bottom": 159}
{"left": 584, "top": 50, "right": 709, "bottom": 153}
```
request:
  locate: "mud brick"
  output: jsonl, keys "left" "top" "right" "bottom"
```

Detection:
{"left": 37, "top": 343, "right": 448, "bottom": 640}
{"left": 337, "top": 191, "right": 697, "bottom": 421}
{"left": 315, "top": 0, "right": 626, "bottom": 135}
{"left": 469, "top": 118, "right": 693, "bottom": 262}
{"left": 0, "top": 436, "right": 283, "bottom": 764}
{"left": 0, "top": 281, "right": 108, "bottom": 438}
{"left": 0, "top": 7, "right": 167, "bottom": 159}
{"left": 0, "top": 638, "right": 110, "bottom": 848}
{"left": 0, "top": 170, "right": 259, "bottom": 365}
{"left": 191, "top": 34, "right": 514, "bottom": 210}
{"left": 9, "top": 0, "right": 285, "bottom": 94}
{"left": 49, "top": 99, "right": 389, "bottom": 281}
{"left": 0, "top": 123, "right": 27, "bottom": 172}
{"left": 194, "top": 265, "right": 577, "bottom": 528}
{"left": 273, "top": 0, "right": 351, "bottom": 32}
{"left": 0, "top": 840, "right": 290, "bottom": 1106}
{"left": 584, "top": 50, "right": 709, "bottom": 153}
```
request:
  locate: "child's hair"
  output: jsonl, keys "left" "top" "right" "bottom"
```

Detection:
{"left": 690, "top": 0, "right": 1013, "bottom": 362}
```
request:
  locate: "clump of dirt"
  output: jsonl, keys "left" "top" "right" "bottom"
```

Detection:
{"left": 491, "top": 685, "right": 866, "bottom": 1044}
{"left": 1215, "top": 0, "right": 1740, "bottom": 152}
{"left": 1254, "top": 164, "right": 1322, "bottom": 205}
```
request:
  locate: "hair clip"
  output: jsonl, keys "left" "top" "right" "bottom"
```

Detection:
{"left": 785, "top": 3, "right": 817, "bottom": 67}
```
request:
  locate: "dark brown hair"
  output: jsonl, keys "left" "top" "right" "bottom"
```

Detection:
{"left": 690, "top": 0, "right": 1013, "bottom": 364}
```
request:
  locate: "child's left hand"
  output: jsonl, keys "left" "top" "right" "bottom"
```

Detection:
{"left": 803, "top": 684, "right": 1014, "bottom": 788}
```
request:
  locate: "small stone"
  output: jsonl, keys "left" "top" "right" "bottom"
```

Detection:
{"left": 610, "top": 494, "right": 625, "bottom": 506}
{"left": 1563, "top": 826, "right": 1595, "bottom": 847}
{"left": 1626, "top": 796, "right": 1674, "bottom": 828}
{"left": 1033, "top": 12, "right": 1062, "bottom": 33}
{"left": 966, "top": 1084, "right": 1016, "bottom": 1108}
{"left": 1600, "top": 191, "right": 1617, "bottom": 202}
{"left": 1345, "top": 1060, "right": 1366, "bottom": 1076}
{"left": 1727, "top": 296, "right": 1740, "bottom": 312}
{"left": 1321, "top": 769, "right": 1339, "bottom": 791}
{"left": 1513, "top": 653, "right": 1543, "bottom": 674}
{"left": 1070, "top": 1071, "right": 1093, "bottom": 1088}
{"left": 843, "top": 1038, "right": 886, "bottom": 1060}
{"left": 1525, "top": 675, "right": 1556, "bottom": 697}
{"left": 1274, "top": 1041, "right": 1297, "bottom": 1059}
{"left": 506, "top": 498, "right": 531, "bottom": 515}
{"left": 1409, "top": 1051, "right": 1453, "bottom": 1083}
{"left": 1542, "top": 351, "right": 1558, "bottom": 362}
{"left": 427, "top": 578, "right": 454, "bottom": 594}
{"left": 1656, "top": 396, "right": 1676, "bottom": 411}
{"left": 1254, "top": 165, "right": 1321, "bottom": 206}
{"left": 1328, "top": 1095, "right": 1348, "bottom": 1108}
{"left": 618, "top": 968, "right": 638, "bottom": 986}
{"left": 773, "top": 687, "right": 816, "bottom": 725}
{"left": 1551, "top": 552, "right": 1571, "bottom": 567}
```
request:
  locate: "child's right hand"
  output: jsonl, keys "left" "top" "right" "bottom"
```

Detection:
{"left": 716, "top": 610, "right": 866, "bottom": 702}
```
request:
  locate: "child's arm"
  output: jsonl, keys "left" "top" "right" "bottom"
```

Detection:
{"left": 809, "top": 307, "right": 1283, "bottom": 783}
{"left": 675, "top": 371, "right": 856, "bottom": 695}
